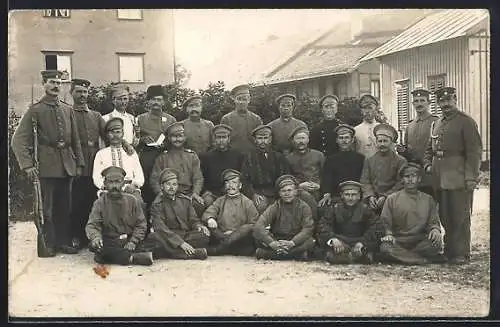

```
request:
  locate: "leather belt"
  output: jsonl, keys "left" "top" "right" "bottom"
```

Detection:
{"left": 39, "top": 140, "right": 69, "bottom": 149}
{"left": 433, "top": 150, "right": 464, "bottom": 158}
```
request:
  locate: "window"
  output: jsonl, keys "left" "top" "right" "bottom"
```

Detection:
{"left": 370, "top": 79, "right": 380, "bottom": 100}
{"left": 43, "top": 52, "right": 72, "bottom": 81}
{"left": 118, "top": 54, "right": 144, "bottom": 83}
{"left": 395, "top": 80, "right": 410, "bottom": 131}
{"left": 427, "top": 74, "right": 447, "bottom": 116}
{"left": 117, "top": 9, "right": 143, "bottom": 20}
{"left": 42, "top": 9, "right": 70, "bottom": 18}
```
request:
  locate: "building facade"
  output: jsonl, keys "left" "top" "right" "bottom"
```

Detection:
{"left": 8, "top": 9, "right": 175, "bottom": 113}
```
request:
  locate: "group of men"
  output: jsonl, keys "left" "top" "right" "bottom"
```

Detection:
{"left": 10, "top": 69, "right": 482, "bottom": 267}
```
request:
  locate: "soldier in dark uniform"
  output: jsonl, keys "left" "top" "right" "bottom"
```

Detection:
{"left": 423, "top": 87, "right": 482, "bottom": 264}
{"left": 310, "top": 94, "right": 343, "bottom": 156}
{"left": 11, "top": 70, "right": 85, "bottom": 256}
{"left": 69, "top": 78, "right": 106, "bottom": 249}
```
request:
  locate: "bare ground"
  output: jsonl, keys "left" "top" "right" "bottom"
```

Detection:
{"left": 8, "top": 188, "right": 490, "bottom": 318}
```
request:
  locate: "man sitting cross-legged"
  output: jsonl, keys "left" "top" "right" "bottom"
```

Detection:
{"left": 202, "top": 169, "right": 259, "bottom": 256}
{"left": 85, "top": 166, "right": 154, "bottom": 266}
{"left": 378, "top": 162, "right": 446, "bottom": 265}
{"left": 252, "top": 175, "right": 315, "bottom": 260}
{"left": 317, "top": 181, "right": 384, "bottom": 264}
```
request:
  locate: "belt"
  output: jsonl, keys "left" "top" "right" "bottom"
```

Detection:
{"left": 39, "top": 140, "right": 69, "bottom": 149}
{"left": 433, "top": 150, "right": 464, "bottom": 158}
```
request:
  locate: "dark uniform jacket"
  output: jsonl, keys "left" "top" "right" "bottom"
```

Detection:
{"left": 309, "top": 118, "right": 343, "bottom": 156}
{"left": 320, "top": 150, "right": 365, "bottom": 197}
{"left": 11, "top": 95, "right": 85, "bottom": 177}
{"left": 200, "top": 148, "right": 245, "bottom": 197}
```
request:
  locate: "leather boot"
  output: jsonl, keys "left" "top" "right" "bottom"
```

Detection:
{"left": 191, "top": 248, "right": 208, "bottom": 260}
{"left": 131, "top": 252, "right": 154, "bottom": 266}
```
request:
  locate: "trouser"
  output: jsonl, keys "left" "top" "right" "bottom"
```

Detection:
{"left": 437, "top": 189, "right": 472, "bottom": 260}
{"left": 209, "top": 225, "right": 256, "bottom": 256}
{"left": 70, "top": 176, "right": 97, "bottom": 246}
{"left": 256, "top": 236, "right": 316, "bottom": 260}
{"left": 321, "top": 239, "right": 373, "bottom": 264}
{"left": 94, "top": 234, "right": 155, "bottom": 265}
{"left": 139, "top": 147, "right": 162, "bottom": 207}
{"left": 379, "top": 235, "right": 442, "bottom": 265}
{"left": 140, "top": 230, "right": 209, "bottom": 259}
{"left": 40, "top": 177, "right": 73, "bottom": 249}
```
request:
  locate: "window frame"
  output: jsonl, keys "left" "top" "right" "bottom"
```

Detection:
{"left": 370, "top": 79, "right": 380, "bottom": 100}
{"left": 427, "top": 74, "right": 447, "bottom": 116}
{"left": 41, "top": 50, "right": 74, "bottom": 82}
{"left": 117, "top": 52, "right": 145, "bottom": 84}
{"left": 116, "top": 9, "right": 143, "bottom": 20}
{"left": 394, "top": 78, "right": 410, "bottom": 131}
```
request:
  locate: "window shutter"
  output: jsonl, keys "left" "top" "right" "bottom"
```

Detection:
{"left": 45, "top": 54, "right": 57, "bottom": 70}
{"left": 428, "top": 74, "right": 446, "bottom": 116}
{"left": 396, "top": 80, "right": 410, "bottom": 130}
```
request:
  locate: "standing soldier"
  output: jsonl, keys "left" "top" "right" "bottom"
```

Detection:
{"left": 220, "top": 84, "right": 263, "bottom": 155}
{"left": 310, "top": 94, "right": 343, "bottom": 156}
{"left": 182, "top": 95, "right": 215, "bottom": 155}
{"left": 11, "top": 70, "right": 85, "bottom": 256}
{"left": 69, "top": 78, "right": 105, "bottom": 250}
{"left": 423, "top": 86, "right": 482, "bottom": 265}
{"left": 268, "top": 94, "right": 307, "bottom": 154}
{"left": 354, "top": 94, "right": 380, "bottom": 158}
{"left": 102, "top": 84, "right": 138, "bottom": 147}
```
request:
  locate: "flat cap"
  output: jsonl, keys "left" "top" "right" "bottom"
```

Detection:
{"left": 101, "top": 166, "right": 126, "bottom": 178}
{"left": 41, "top": 70, "right": 64, "bottom": 80}
{"left": 105, "top": 117, "right": 124, "bottom": 132}
{"left": 146, "top": 85, "right": 164, "bottom": 100}
{"left": 182, "top": 95, "right": 203, "bottom": 109}
{"left": 411, "top": 88, "right": 431, "bottom": 98}
{"left": 213, "top": 124, "right": 233, "bottom": 136}
{"left": 373, "top": 123, "right": 398, "bottom": 142}
{"left": 359, "top": 93, "right": 379, "bottom": 107}
{"left": 275, "top": 174, "right": 298, "bottom": 190}
{"left": 71, "top": 78, "right": 91, "bottom": 88}
{"left": 159, "top": 168, "right": 178, "bottom": 183}
{"left": 221, "top": 169, "right": 241, "bottom": 182}
{"left": 110, "top": 84, "right": 129, "bottom": 97}
{"left": 398, "top": 162, "right": 423, "bottom": 178}
{"left": 335, "top": 124, "right": 355, "bottom": 136}
{"left": 276, "top": 93, "right": 297, "bottom": 105}
{"left": 230, "top": 84, "right": 250, "bottom": 97}
{"left": 251, "top": 124, "right": 272, "bottom": 137}
{"left": 338, "top": 180, "right": 362, "bottom": 192}
{"left": 165, "top": 121, "right": 185, "bottom": 136}
{"left": 289, "top": 126, "right": 309, "bottom": 140}
{"left": 318, "top": 94, "right": 339, "bottom": 107}
{"left": 434, "top": 87, "right": 456, "bottom": 100}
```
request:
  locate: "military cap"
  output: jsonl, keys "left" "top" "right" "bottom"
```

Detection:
{"left": 398, "top": 162, "right": 423, "bottom": 178}
{"left": 434, "top": 87, "right": 456, "bottom": 100}
{"left": 101, "top": 166, "right": 126, "bottom": 178}
{"left": 41, "top": 70, "right": 64, "bottom": 81}
{"left": 71, "top": 78, "right": 91, "bottom": 88}
{"left": 165, "top": 121, "right": 185, "bottom": 136}
{"left": 221, "top": 169, "right": 241, "bottom": 182}
{"left": 338, "top": 180, "right": 362, "bottom": 192}
{"left": 359, "top": 93, "right": 379, "bottom": 107}
{"left": 251, "top": 124, "right": 272, "bottom": 137}
{"left": 318, "top": 94, "right": 339, "bottom": 107}
{"left": 275, "top": 174, "right": 298, "bottom": 190}
{"left": 146, "top": 85, "right": 164, "bottom": 100}
{"left": 289, "top": 126, "right": 309, "bottom": 140}
{"left": 159, "top": 168, "right": 178, "bottom": 183}
{"left": 335, "top": 124, "right": 355, "bottom": 136}
{"left": 230, "top": 84, "right": 250, "bottom": 97}
{"left": 276, "top": 93, "right": 297, "bottom": 105}
{"left": 411, "top": 88, "right": 431, "bottom": 98}
{"left": 104, "top": 117, "right": 124, "bottom": 132}
{"left": 182, "top": 95, "right": 203, "bottom": 109}
{"left": 373, "top": 123, "right": 398, "bottom": 142}
{"left": 110, "top": 84, "right": 130, "bottom": 98}
{"left": 213, "top": 124, "right": 233, "bottom": 136}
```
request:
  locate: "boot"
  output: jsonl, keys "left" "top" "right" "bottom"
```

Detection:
{"left": 59, "top": 244, "right": 79, "bottom": 254}
{"left": 131, "top": 252, "right": 154, "bottom": 266}
{"left": 255, "top": 248, "right": 279, "bottom": 260}
{"left": 190, "top": 248, "right": 208, "bottom": 260}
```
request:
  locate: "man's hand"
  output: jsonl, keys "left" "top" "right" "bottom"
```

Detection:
{"left": 25, "top": 167, "right": 39, "bottom": 182}
{"left": 192, "top": 193, "right": 205, "bottom": 206}
{"left": 180, "top": 242, "right": 195, "bottom": 255}
{"left": 425, "top": 165, "right": 432, "bottom": 174}
{"left": 197, "top": 225, "right": 210, "bottom": 237}
{"left": 142, "top": 136, "right": 156, "bottom": 144}
{"left": 319, "top": 193, "right": 332, "bottom": 207}
{"left": 124, "top": 241, "right": 136, "bottom": 252}
{"left": 395, "top": 144, "right": 406, "bottom": 154}
{"left": 224, "top": 230, "right": 234, "bottom": 236}
{"left": 122, "top": 140, "right": 136, "bottom": 155}
{"left": 253, "top": 194, "right": 265, "bottom": 207}
{"left": 207, "top": 218, "right": 218, "bottom": 229}
{"left": 428, "top": 229, "right": 442, "bottom": 248}
{"left": 268, "top": 241, "right": 282, "bottom": 252}
{"left": 91, "top": 238, "right": 103, "bottom": 251}
{"left": 278, "top": 240, "right": 295, "bottom": 251}
{"left": 352, "top": 242, "right": 364, "bottom": 256}
{"left": 328, "top": 238, "right": 345, "bottom": 254}
{"left": 381, "top": 234, "right": 396, "bottom": 244}
{"left": 466, "top": 180, "right": 477, "bottom": 191}
{"left": 123, "top": 184, "right": 137, "bottom": 194}
{"left": 76, "top": 166, "right": 83, "bottom": 177}
{"left": 368, "top": 196, "right": 378, "bottom": 210}
{"left": 376, "top": 196, "right": 386, "bottom": 209}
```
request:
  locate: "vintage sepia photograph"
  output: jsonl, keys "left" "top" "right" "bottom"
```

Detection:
{"left": 7, "top": 8, "right": 490, "bottom": 318}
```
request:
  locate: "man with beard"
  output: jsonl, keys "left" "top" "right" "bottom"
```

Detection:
{"left": 147, "top": 168, "right": 209, "bottom": 260}
{"left": 285, "top": 126, "right": 325, "bottom": 200}
{"left": 253, "top": 175, "right": 315, "bottom": 260}
{"left": 423, "top": 87, "right": 482, "bottom": 264}
{"left": 220, "top": 84, "right": 263, "bottom": 155}
{"left": 354, "top": 94, "right": 381, "bottom": 158}
{"left": 319, "top": 124, "right": 365, "bottom": 208}
{"left": 317, "top": 181, "right": 383, "bottom": 264}
{"left": 102, "top": 84, "right": 138, "bottom": 146}
{"left": 268, "top": 94, "right": 307, "bottom": 154}
{"left": 150, "top": 122, "right": 205, "bottom": 215}
{"left": 199, "top": 124, "right": 245, "bottom": 207}
{"left": 310, "top": 94, "right": 343, "bottom": 156}
{"left": 136, "top": 85, "right": 176, "bottom": 206}
{"left": 182, "top": 95, "right": 215, "bottom": 155}
{"left": 379, "top": 163, "right": 446, "bottom": 265}
{"left": 202, "top": 169, "right": 259, "bottom": 256}
{"left": 11, "top": 70, "right": 85, "bottom": 256}
{"left": 360, "top": 123, "right": 407, "bottom": 212}
{"left": 69, "top": 78, "right": 106, "bottom": 250}
{"left": 86, "top": 166, "right": 154, "bottom": 266}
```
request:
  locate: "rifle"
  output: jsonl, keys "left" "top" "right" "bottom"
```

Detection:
{"left": 32, "top": 116, "right": 52, "bottom": 257}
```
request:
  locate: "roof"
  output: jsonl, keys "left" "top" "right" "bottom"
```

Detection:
{"left": 360, "top": 9, "right": 489, "bottom": 61}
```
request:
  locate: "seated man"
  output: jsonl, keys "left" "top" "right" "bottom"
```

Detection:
{"left": 85, "top": 166, "right": 154, "bottom": 266}
{"left": 378, "top": 163, "right": 446, "bottom": 265}
{"left": 148, "top": 168, "right": 209, "bottom": 260}
{"left": 253, "top": 175, "right": 315, "bottom": 260}
{"left": 202, "top": 169, "right": 259, "bottom": 256}
{"left": 317, "top": 181, "right": 384, "bottom": 264}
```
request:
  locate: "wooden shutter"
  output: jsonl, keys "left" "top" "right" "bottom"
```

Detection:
{"left": 395, "top": 80, "right": 410, "bottom": 130}
{"left": 428, "top": 74, "right": 446, "bottom": 116}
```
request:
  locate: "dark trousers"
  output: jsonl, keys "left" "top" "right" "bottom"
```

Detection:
{"left": 322, "top": 240, "right": 372, "bottom": 264}
{"left": 209, "top": 225, "right": 256, "bottom": 256}
{"left": 379, "top": 235, "right": 442, "bottom": 265}
{"left": 95, "top": 234, "right": 155, "bottom": 265}
{"left": 70, "top": 176, "right": 97, "bottom": 246}
{"left": 40, "top": 177, "right": 72, "bottom": 249}
{"left": 257, "top": 236, "right": 316, "bottom": 260}
{"left": 141, "top": 230, "right": 209, "bottom": 259}
{"left": 139, "top": 147, "right": 162, "bottom": 206}
{"left": 437, "top": 189, "right": 472, "bottom": 260}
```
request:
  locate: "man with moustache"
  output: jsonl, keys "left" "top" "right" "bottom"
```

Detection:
{"left": 199, "top": 124, "right": 245, "bottom": 207}
{"left": 423, "top": 87, "right": 482, "bottom": 265}
{"left": 360, "top": 124, "right": 407, "bottom": 212}
{"left": 102, "top": 84, "right": 138, "bottom": 147}
{"left": 182, "top": 95, "right": 215, "bottom": 155}
{"left": 268, "top": 94, "right": 307, "bottom": 154}
{"left": 354, "top": 94, "right": 381, "bottom": 158}
{"left": 136, "top": 85, "right": 176, "bottom": 206}
{"left": 69, "top": 78, "right": 106, "bottom": 250}
{"left": 310, "top": 94, "right": 343, "bottom": 156}
{"left": 202, "top": 169, "right": 259, "bottom": 256}
{"left": 11, "top": 70, "right": 85, "bottom": 256}
{"left": 220, "top": 84, "right": 263, "bottom": 154}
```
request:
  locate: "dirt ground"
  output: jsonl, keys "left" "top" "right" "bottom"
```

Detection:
{"left": 8, "top": 188, "right": 490, "bottom": 318}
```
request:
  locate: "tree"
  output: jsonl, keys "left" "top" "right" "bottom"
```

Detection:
{"left": 175, "top": 63, "right": 192, "bottom": 87}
